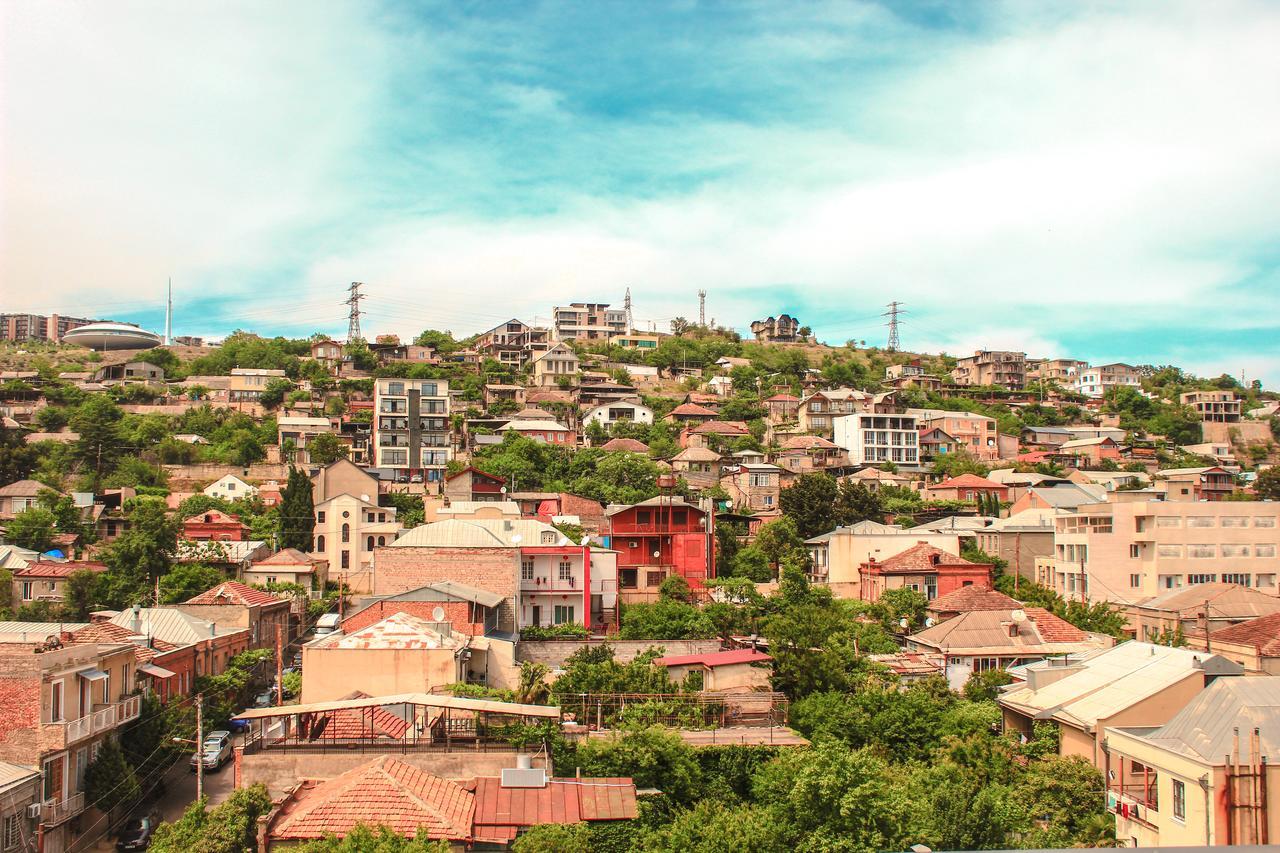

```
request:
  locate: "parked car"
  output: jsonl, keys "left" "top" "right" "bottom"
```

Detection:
{"left": 189, "top": 730, "right": 233, "bottom": 772}
{"left": 253, "top": 691, "right": 274, "bottom": 708}
{"left": 116, "top": 811, "right": 158, "bottom": 851}
{"left": 314, "top": 613, "right": 341, "bottom": 636}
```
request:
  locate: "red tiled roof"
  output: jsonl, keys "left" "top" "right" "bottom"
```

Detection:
{"left": 653, "top": 649, "right": 772, "bottom": 668}
{"left": 13, "top": 561, "right": 107, "bottom": 578}
{"left": 182, "top": 509, "right": 244, "bottom": 525}
{"left": 1024, "top": 607, "right": 1089, "bottom": 643}
{"left": 470, "top": 777, "right": 637, "bottom": 837}
{"left": 668, "top": 403, "right": 718, "bottom": 417}
{"left": 186, "top": 580, "right": 284, "bottom": 607}
{"left": 691, "top": 420, "right": 750, "bottom": 434}
{"left": 765, "top": 394, "right": 800, "bottom": 402}
{"left": 599, "top": 438, "right": 650, "bottom": 453}
{"left": 270, "top": 756, "right": 475, "bottom": 843}
{"left": 927, "top": 586, "right": 1021, "bottom": 614}
{"left": 1208, "top": 612, "right": 1280, "bottom": 656}
{"left": 780, "top": 435, "right": 839, "bottom": 450}
{"left": 935, "top": 473, "right": 1004, "bottom": 489}
{"left": 871, "top": 542, "right": 978, "bottom": 572}
{"left": 68, "top": 622, "right": 167, "bottom": 662}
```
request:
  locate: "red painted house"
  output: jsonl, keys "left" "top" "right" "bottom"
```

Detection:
{"left": 606, "top": 497, "right": 713, "bottom": 599}
{"left": 443, "top": 465, "right": 508, "bottom": 502}
{"left": 858, "top": 542, "right": 993, "bottom": 603}
{"left": 182, "top": 509, "right": 250, "bottom": 541}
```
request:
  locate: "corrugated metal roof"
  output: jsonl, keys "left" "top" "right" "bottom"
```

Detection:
{"left": 312, "top": 612, "right": 464, "bottom": 650}
{"left": 1135, "top": 582, "right": 1280, "bottom": 618}
{"left": 392, "top": 517, "right": 567, "bottom": 548}
{"left": 107, "top": 608, "right": 245, "bottom": 645}
{"left": 999, "top": 642, "right": 1244, "bottom": 728}
{"left": 234, "top": 692, "right": 560, "bottom": 720}
{"left": 1127, "top": 676, "right": 1280, "bottom": 762}
{"left": 0, "top": 761, "right": 39, "bottom": 791}
{"left": 0, "top": 622, "right": 89, "bottom": 640}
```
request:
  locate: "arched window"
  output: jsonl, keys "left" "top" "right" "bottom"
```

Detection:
{"left": 377, "top": 536, "right": 386, "bottom": 546}
{"left": 341, "top": 523, "right": 350, "bottom": 543}
{"left": 316, "top": 535, "right": 325, "bottom": 551}
{"left": 366, "top": 536, "right": 374, "bottom": 551}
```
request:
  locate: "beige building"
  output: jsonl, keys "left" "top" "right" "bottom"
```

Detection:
{"left": 669, "top": 447, "right": 723, "bottom": 491}
{"left": 1119, "top": 582, "right": 1280, "bottom": 643}
{"left": 906, "top": 409, "right": 1000, "bottom": 462}
{"left": 311, "top": 458, "right": 379, "bottom": 506}
{"left": 1025, "top": 358, "right": 1086, "bottom": 386}
{"left": 228, "top": 367, "right": 287, "bottom": 402}
{"left": 950, "top": 350, "right": 1026, "bottom": 389}
{"left": 1104, "top": 677, "right": 1279, "bottom": 847}
{"left": 969, "top": 509, "right": 1056, "bottom": 581}
{"left": 998, "top": 642, "right": 1244, "bottom": 771}
{"left": 652, "top": 649, "right": 773, "bottom": 692}
{"left": 551, "top": 302, "right": 627, "bottom": 341}
{"left": 798, "top": 389, "right": 874, "bottom": 438}
{"left": 721, "top": 463, "right": 782, "bottom": 512}
{"left": 531, "top": 342, "right": 581, "bottom": 388}
{"left": 278, "top": 415, "right": 335, "bottom": 466}
{"left": 1038, "top": 500, "right": 1280, "bottom": 605}
{"left": 1075, "top": 362, "right": 1142, "bottom": 398}
{"left": 805, "top": 520, "right": 960, "bottom": 596}
{"left": 1180, "top": 390, "right": 1242, "bottom": 424}
{"left": 314, "top": 493, "right": 402, "bottom": 592}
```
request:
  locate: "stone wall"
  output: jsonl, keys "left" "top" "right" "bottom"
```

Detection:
{"left": 517, "top": 638, "right": 723, "bottom": 667}
{"left": 372, "top": 547, "right": 517, "bottom": 630}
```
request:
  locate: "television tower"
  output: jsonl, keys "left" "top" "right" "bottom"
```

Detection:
{"left": 164, "top": 278, "right": 173, "bottom": 345}
{"left": 884, "top": 301, "right": 904, "bottom": 352}
{"left": 698, "top": 289, "right": 707, "bottom": 327}
{"left": 346, "top": 282, "right": 365, "bottom": 342}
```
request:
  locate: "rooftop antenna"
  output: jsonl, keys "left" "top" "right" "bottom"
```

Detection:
{"left": 164, "top": 278, "right": 173, "bottom": 345}
{"left": 884, "top": 301, "right": 904, "bottom": 352}
{"left": 698, "top": 289, "right": 707, "bottom": 327}
{"left": 346, "top": 282, "right": 365, "bottom": 342}
{"left": 623, "top": 287, "right": 633, "bottom": 335}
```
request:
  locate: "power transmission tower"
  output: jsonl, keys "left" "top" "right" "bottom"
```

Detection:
{"left": 698, "top": 290, "right": 707, "bottom": 327}
{"left": 346, "top": 282, "right": 365, "bottom": 342}
{"left": 623, "top": 287, "right": 633, "bottom": 334}
{"left": 883, "top": 301, "right": 904, "bottom": 352}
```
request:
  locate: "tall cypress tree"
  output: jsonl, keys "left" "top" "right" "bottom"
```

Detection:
{"left": 278, "top": 466, "right": 315, "bottom": 552}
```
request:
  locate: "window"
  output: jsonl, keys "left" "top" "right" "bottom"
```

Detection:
{"left": 341, "top": 550, "right": 350, "bottom": 569}
{"left": 1188, "top": 573, "right": 1217, "bottom": 584}
{"left": 1156, "top": 516, "right": 1182, "bottom": 528}
{"left": 1255, "top": 516, "right": 1277, "bottom": 528}
{"left": 672, "top": 510, "right": 688, "bottom": 526}
{"left": 366, "top": 536, "right": 374, "bottom": 551}
{"left": 1187, "top": 516, "right": 1215, "bottom": 528}
{"left": 541, "top": 531, "right": 556, "bottom": 544}
{"left": 1130, "top": 545, "right": 1140, "bottom": 558}
{"left": 317, "top": 511, "right": 326, "bottom": 523}
{"left": 1221, "top": 516, "right": 1249, "bottom": 528}
{"left": 1221, "top": 545, "right": 1250, "bottom": 557}
{"left": 341, "top": 523, "right": 350, "bottom": 543}
{"left": 377, "top": 536, "right": 385, "bottom": 546}
{"left": 387, "top": 382, "right": 405, "bottom": 395}
{"left": 552, "top": 605, "right": 575, "bottom": 624}
{"left": 1172, "top": 779, "right": 1186, "bottom": 821}
{"left": 559, "top": 560, "right": 573, "bottom": 581}
{"left": 1189, "top": 545, "right": 1216, "bottom": 559}
{"left": 1130, "top": 574, "right": 1140, "bottom": 588}
{"left": 21, "top": 582, "right": 32, "bottom": 601}
{"left": 521, "top": 559, "right": 534, "bottom": 581}
{"left": 316, "top": 535, "right": 326, "bottom": 551}
{"left": 647, "top": 570, "right": 664, "bottom": 588}
{"left": 1157, "top": 544, "right": 1183, "bottom": 558}
{"left": 50, "top": 681, "right": 63, "bottom": 722}
{"left": 1255, "top": 544, "right": 1277, "bottom": 558}
{"left": 4, "top": 813, "right": 20, "bottom": 849}
{"left": 636, "top": 510, "right": 651, "bottom": 525}
{"left": 1222, "top": 573, "right": 1251, "bottom": 586}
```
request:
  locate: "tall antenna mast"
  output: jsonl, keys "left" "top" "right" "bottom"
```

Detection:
{"left": 623, "top": 287, "right": 633, "bottom": 335}
{"left": 884, "top": 301, "right": 904, "bottom": 352}
{"left": 698, "top": 289, "right": 707, "bottom": 327}
{"left": 346, "top": 282, "right": 365, "bottom": 342}
{"left": 165, "top": 278, "right": 173, "bottom": 345}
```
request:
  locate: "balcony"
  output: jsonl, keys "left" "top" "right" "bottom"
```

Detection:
{"left": 521, "top": 576, "right": 581, "bottom": 593}
{"left": 41, "top": 792, "right": 85, "bottom": 826}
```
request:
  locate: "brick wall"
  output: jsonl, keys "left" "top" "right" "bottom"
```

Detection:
{"left": 0, "top": 647, "right": 43, "bottom": 766}
{"left": 373, "top": 546, "right": 518, "bottom": 631}
{"left": 516, "top": 638, "right": 723, "bottom": 667}
{"left": 341, "top": 600, "right": 485, "bottom": 635}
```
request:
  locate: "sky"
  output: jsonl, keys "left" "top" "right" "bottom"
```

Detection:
{"left": 2, "top": 0, "right": 1279, "bottom": 385}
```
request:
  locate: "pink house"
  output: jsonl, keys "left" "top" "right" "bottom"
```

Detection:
{"left": 925, "top": 474, "right": 1009, "bottom": 504}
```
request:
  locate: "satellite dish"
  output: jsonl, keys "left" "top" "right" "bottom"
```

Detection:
{"left": 925, "top": 617, "right": 935, "bottom": 628}
{"left": 653, "top": 551, "right": 661, "bottom": 558}
{"left": 512, "top": 534, "right": 523, "bottom": 543}
{"left": 1010, "top": 609, "right": 1027, "bottom": 623}
{"left": 432, "top": 606, "right": 446, "bottom": 621}
{"left": 360, "top": 494, "right": 370, "bottom": 503}
{"left": 898, "top": 617, "right": 909, "bottom": 629}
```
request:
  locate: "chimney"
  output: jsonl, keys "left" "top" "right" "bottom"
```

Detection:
{"left": 131, "top": 603, "right": 141, "bottom": 635}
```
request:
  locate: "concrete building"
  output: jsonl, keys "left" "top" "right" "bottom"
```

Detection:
{"left": 178, "top": 581, "right": 293, "bottom": 650}
{"left": 228, "top": 367, "right": 287, "bottom": 403}
{"left": 799, "top": 389, "right": 875, "bottom": 438}
{"left": 998, "top": 642, "right": 1244, "bottom": 771}
{"left": 1119, "top": 582, "right": 1280, "bottom": 643}
{"left": 749, "top": 314, "right": 802, "bottom": 343}
{"left": 583, "top": 401, "right": 653, "bottom": 431}
{"left": 530, "top": 342, "right": 581, "bottom": 389}
{"left": 950, "top": 350, "right": 1026, "bottom": 389}
{"left": 1180, "top": 389, "right": 1243, "bottom": 424}
{"left": 474, "top": 319, "right": 550, "bottom": 367}
{"left": 0, "top": 761, "right": 41, "bottom": 853}
{"left": 969, "top": 509, "right": 1056, "bottom": 582}
{"left": 1075, "top": 363, "right": 1143, "bottom": 398}
{"left": 278, "top": 415, "right": 335, "bottom": 466}
{"left": 314, "top": 493, "right": 402, "bottom": 592}
{"left": 10, "top": 562, "right": 108, "bottom": 608}
{"left": 1155, "top": 466, "right": 1237, "bottom": 502}
{"left": 1037, "top": 500, "right": 1280, "bottom": 604}
{"left": 551, "top": 303, "right": 627, "bottom": 341}
{"left": 1186, "top": 612, "right": 1280, "bottom": 674}
{"left": 906, "top": 409, "right": 1000, "bottom": 462}
{"left": 0, "top": 480, "right": 49, "bottom": 521}
{"left": 106, "top": 606, "right": 251, "bottom": 678}
{"left": 924, "top": 473, "right": 1008, "bottom": 504}
{"left": 0, "top": 633, "right": 142, "bottom": 853}
{"left": 372, "top": 378, "right": 451, "bottom": 484}
{"left": 0, "top": 313, "right": 97, "bottom": 344}
{"left": 832, "top": 413, "right": 920, "bottom": 466}
{"left": 1105, "top": 677, "right": 1279, "bottom": 846}
{"left": 202, "top": 474, "right": 257, "bottom": 502}
{"left": 721, "top": 463, "right": 782, "bottom": 513}
{"left": 652, "top": 649, "right": 773, "bottom": 692}
{"left": 858, "top": 542, "right": 992, "bottom": 603}
{"left": 775, "top": 435, "right": 848, "bottom": 474}
{"left": 1025, "top": 358, "right": 1086, "bottom": 386}
{"left": 669, "top": 447, "right": 723, "bottom": 491}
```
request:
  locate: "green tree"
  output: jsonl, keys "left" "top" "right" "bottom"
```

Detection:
{"left": 61, "top": 569, "right": 104, "bottom": 620}
{"left": 295, "top": 825, "right": 450, "bottom": 851}
{"left": 963, "top": 668, "right": 1015, "bottom": 702}
{"left": 511, "top": 823, "right": 591, "bottom": 853}
{"left": 306, "top": 432, "right": 349, "bottom": 465}
{"left": 278, "top": 466, "right": 315, "bottom": 552}
{"left": 71, "top": 394, "right": 126, "bottom": 482}
{"left": 930, "top": 449, "right": 990, "bottom": 478}
{"left": 257, "top": 377, "right": 294, "bottom": 409}
{"left": 752, "top": 517, "right": 807, "bottom": 574}
{"left": 149, "top": 785, "right": 274, "bottom": 853}
{"left": 100, "top": 498, "right": 179, "bottom": 606}
{"left": 4, "top": 506, "right": 57, "bottom": 551}
{"left": 84, "top": 738, "right": 140, "bottom": 816}
{"left": 777, "top": 472, "right": 840, "bottom": 538}
{"left": 619, "top": 599, "right": 717, "bottom": 640}
{"left": 574, "top": 727, "right": 702, "bottom": 804}
{"left": 159, "top": 563, "right": 226, "bottom": 603}
{"left": 634, "top": 801, "right": 789, "bottom": 853}
{"left": 1255, "top": 466, "right": 1280, "bottom": 500}
{"left": 0, "top": 428, "right": 40, "bottom": 482}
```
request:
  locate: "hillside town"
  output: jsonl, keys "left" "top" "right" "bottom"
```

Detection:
{"left": 0, "top": 301, "right": 1277, "bottom": 852}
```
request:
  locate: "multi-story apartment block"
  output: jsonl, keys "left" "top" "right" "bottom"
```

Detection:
{"left": 1025, "top": 357, "right": 1086, "bottom": 385}
{"left": 0, "top": 634, "right": 143, "bottom": 853}
{"left": 907, "top": 408, "right": 1000, "bottom": 461}
{"left": 551, "top": 303, "right": 627, "bottom": 341}
{"left": 950, "top": 350, "right": 1026, "bottom": 389}
{"left": 798, "top": 389, "right": 874, "bottom": 438}
{"left": 228, "top": 368, "right": 287, "bottom": 402}
{"left": 833, "top": 413, "right": 920, "bottom": 466}
{"left": 1074, "top": 363, "right": 1143, "bottom": 398}
{"left": 474, "top": 319, "right": 550, "bottom": 367}
{"left": 1037, "top": 500, "right": 1280, "bottom": 604}
{"left": 1179, "top": 390, "right": 1242, "bottom": 423}
{"left": 372, "top": 378, "right": 451, "bottom": 483}
{"left": 0, "top": 313, "right": 98, "bottom": 344}
{"left": 278, "top": 415, "right": 334, "bottom": 466}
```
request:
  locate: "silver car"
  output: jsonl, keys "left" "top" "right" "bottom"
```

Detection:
{"left": 188, "top": 730, "right": 232, "bottom": 772}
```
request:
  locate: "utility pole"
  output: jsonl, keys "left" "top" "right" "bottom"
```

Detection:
{"left": 195, "top": 692, "right": 204, "bottom": 801}
{"left": 698, "top": 290, "right": 707, "bottom": 327}
{"left": 883, "top": 301, "right": 904, "bottom": 352}
{"left": 275, "top": 624, "right": 284, "bottom": 706}
{"left": 345, "top": 282, "right": 365, "bottom": 342}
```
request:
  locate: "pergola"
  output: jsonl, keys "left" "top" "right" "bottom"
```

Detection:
{"left": 234, "top": 693, "right": 561, "bottom": 755}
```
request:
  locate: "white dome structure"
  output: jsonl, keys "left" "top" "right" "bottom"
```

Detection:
{"left": 63, "top": 322, "right": 163, "bottom": 351}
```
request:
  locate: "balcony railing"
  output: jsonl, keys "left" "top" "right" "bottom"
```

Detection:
{"left": 521, "top": 577, "right": 580, "bottom": 592}
{"left": 41, "top": 793, "right": 85, "bottom": 826}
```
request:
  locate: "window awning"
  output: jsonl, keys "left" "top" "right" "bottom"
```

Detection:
{"left": 78, "top": 668, "right": 108, "bottom": 682}
{"left": 138, "top": 663, "right": 176, "bottom": 679}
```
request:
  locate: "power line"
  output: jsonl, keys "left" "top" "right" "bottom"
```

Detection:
{"left": 883, "top": 301, "right": 905, "bottom": 352}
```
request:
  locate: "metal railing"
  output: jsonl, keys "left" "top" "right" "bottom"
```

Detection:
{"left": 41, "top": 793, "right": 85, "bottom": 826}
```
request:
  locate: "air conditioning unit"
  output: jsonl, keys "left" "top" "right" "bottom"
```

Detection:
{"left": 27, "top": 803, "right": 42, "bottom": 819}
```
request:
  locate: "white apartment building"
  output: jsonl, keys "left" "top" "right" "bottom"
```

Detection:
{"left": 372, "top": 378, "right": 451, "bottom": 484}
{"left": 552, "top": 303, "right": 628, "bottom": 341}
{"left": 833, "top": 413, "right": 919, "bottom": 466}
{"left": 1074, "top": 363, "right": 1143, "bottom": 398}
{"left": 1038, "top": 500, "right": 1280, "bottom": 604}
